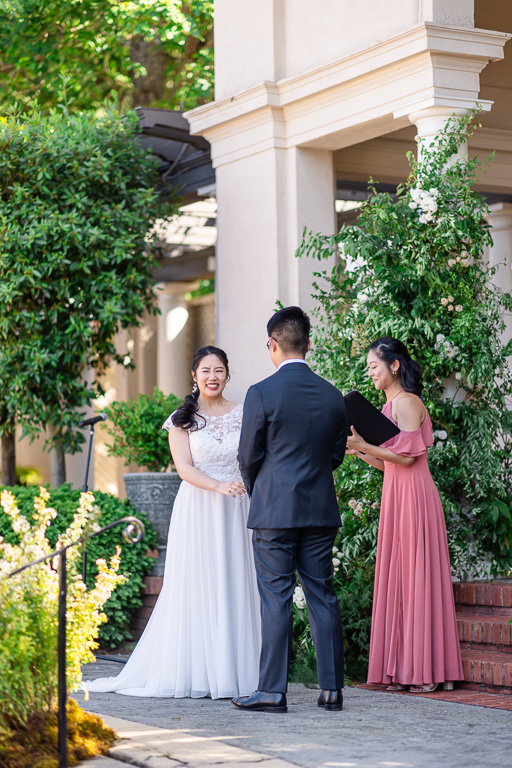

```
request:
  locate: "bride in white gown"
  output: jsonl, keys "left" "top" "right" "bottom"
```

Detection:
{"left": 87, "top": 346, "right": 261, "bottom": 698}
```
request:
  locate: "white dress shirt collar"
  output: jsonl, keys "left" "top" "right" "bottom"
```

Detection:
{"left": 277, "top": 358, "right": 308, "bottom": 371}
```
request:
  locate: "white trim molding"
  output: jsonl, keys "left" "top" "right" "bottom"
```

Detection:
{"left": 185, "top": 23, "right": 510, "bottom": 167}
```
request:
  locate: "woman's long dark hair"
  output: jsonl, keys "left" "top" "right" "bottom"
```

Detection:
{"left": 369, "top": 337, "right": 423, "bottom": 396}
{"left": 171, "top": 346, "right": 230, "bottom": 430}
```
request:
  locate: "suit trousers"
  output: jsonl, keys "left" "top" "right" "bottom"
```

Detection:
{"left": 252, "top": 527, "right": 344, "bottom": 693}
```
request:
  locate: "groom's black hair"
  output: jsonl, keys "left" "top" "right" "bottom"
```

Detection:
{"left": 267, "top": 306, "right": 310, "bottom": 356}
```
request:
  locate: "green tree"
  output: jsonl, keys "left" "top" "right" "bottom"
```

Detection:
{"left": 0, "top": 107, "right": 168, "bottom": 485}
{"left": 0, "top": 0, "right": 214, "bottom": 113}
{"left": 298, "top": 111, "right": 512, "bottom": 580}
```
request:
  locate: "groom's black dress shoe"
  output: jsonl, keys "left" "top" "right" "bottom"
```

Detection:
{"left": 232, "top": 690, "right": 287, "bottom": 713}
{"left": 317, "top": 689, "right": 343, "bottom": 711}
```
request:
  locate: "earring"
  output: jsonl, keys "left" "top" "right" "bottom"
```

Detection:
{"left": 393, "top": 370, "right": 397, "bottom": 377}
{"left": 192, "top": 382, "right": 199, "bottom": 394}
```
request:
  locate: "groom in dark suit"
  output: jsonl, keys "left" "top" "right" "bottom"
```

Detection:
{"left": 232, "top": 306, "right": 346, "bottom": 714}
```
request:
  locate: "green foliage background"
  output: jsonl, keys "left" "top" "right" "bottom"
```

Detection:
{"left": 0, "top": 0, "right": 214, "bottom": 113}
{"left": 0, "top": 107, "right": 167, "bottom": 460}
{"left": 0, "top": 485, "right": 157, "bottom": 646}
{"left": 103, "top": 387, "right": 182, "bottom": 471}
{"left": 295, "top": 111, "right": 512, "bottom": 679}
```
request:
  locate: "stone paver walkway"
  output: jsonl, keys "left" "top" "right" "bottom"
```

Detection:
{"left": 75, "top": 660, "right": 511, "bottom": 768}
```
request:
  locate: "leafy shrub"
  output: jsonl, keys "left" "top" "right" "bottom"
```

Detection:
{"left": 0, "top": 484, "right": 157, "bottom": 647}
{"left": 0, "top": 487, "right": 125, "bottom": 731}
{"left": 104, "top": 387, "right": 182, "bottom": 472}
{"left": 15, "top": 466, "right": 44, "bottom": 486}
{"left": 294, "top": 110, "right": 512, "bottom": 679}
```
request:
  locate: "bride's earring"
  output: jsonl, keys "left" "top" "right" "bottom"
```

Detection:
{"left": 192, "top": 382, "right": 199, "bottom": 394}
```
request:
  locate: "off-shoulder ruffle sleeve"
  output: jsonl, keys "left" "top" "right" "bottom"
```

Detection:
{"left": 383, "top": 428, "right": 433, "bottom": 457}
{"left": 162, "top": 410, "right": 179, "bottom": 432}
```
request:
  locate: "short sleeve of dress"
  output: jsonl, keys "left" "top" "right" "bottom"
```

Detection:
{"left": 383, "top": 428, "right": 433, "bottom": 457}
{"left": 162, "top": 410, "right": 180, "bottom": 432}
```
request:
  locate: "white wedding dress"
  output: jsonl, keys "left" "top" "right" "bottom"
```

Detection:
{"left": 87, "top": 403, "right": 261, "bottom": 698}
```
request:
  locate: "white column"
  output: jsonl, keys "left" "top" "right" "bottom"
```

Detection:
{"left": 284, "top": 147, "right": 337, "bottom": 310}
{"left": 408, "top": 106, "right": 470, "bottom": 162}
{"left": 486, "top": 203, "right": 512, "bottom": 346}
{"left": 156, "top": 283, "right": 192, "bottom": 398}
{"left": 215, "top": 146, "right": 336, "bottom": 403}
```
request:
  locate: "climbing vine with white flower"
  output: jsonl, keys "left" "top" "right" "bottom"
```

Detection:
{"left": 295, "top": 109, "right": 512, "bottom": 677}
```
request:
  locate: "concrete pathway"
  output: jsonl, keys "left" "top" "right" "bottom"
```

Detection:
{"left": 76, "top": 659, "right": 511, "bottom": 768}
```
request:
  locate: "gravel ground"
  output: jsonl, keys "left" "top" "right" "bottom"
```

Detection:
{"left": 74, "top": 659, "right": 511, "bottom": 768}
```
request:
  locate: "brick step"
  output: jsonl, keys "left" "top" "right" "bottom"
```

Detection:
{"left": 142, "top": 576, "right": 163, "bottom": 596}
{"left": 133, "top": 605, "right": 154, "bottom": 620}
{"left": 457, "top": 611, "right": 512, "bottom": 648}
{"left": 130, "top": 576, "right": 164, "bottom": 639}
{"left": 453, "top": 581, "right": 512, "bottom": 610}
{"left": 130, "top": 617, "right": 148, "bottom": 632}
{"left": 461, "top": 648, "right": 512, "bottom": 690}
{"left": 456, "top": 604, "right": 511, "bottom": 617}
{"left": 141, "top": 594, "right": 159, "bottom": 608}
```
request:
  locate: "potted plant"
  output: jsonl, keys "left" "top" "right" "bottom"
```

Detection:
{"left": 103, "top": 387, "right": 182, "bottom": 576}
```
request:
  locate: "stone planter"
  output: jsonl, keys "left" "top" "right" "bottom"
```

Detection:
{"left": 123, "top": 471, "right": 182, "bottom": 577}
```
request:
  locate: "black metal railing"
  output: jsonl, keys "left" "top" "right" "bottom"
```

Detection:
{"left": 4, "top": 514, "right": 145, "bottom": 768}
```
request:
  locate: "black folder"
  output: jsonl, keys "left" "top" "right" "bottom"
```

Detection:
{"left": 344, "top": 390, "right": 400, "bottom": 446}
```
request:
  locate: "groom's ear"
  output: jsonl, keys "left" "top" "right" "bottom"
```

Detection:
{"left": 307, "top": 339, "right": 312, "bottom": 353}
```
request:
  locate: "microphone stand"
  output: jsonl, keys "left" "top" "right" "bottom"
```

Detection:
{"left": 81, "top": 423, "right": 96, "bottom": 584}
{"left": 82, "top": 423, "right": 95, "bottom": 494}
{"left": 77, "top": 413, "right": 106, "bottom": 584}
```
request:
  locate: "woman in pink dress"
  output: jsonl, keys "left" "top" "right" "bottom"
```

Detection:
{"left": 346, "top": 337, "right": 463, "bottom": 693}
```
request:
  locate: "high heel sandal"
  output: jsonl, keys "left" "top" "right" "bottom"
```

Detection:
{"left": 386, "top": 683, "right": 409, "bottom": 691}
{"left": 409, "top": 683, "right": 438, "bottom": 693}
{"left": 409, "top": 682, "right": 454, "bottom": 693}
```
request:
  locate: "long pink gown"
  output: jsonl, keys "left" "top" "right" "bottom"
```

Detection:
{"left": 367, "top": 397, "right": 464, "bottom": 686}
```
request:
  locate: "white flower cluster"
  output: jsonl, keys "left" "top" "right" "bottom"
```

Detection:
{"left": 433, "top": 430, "right": 452, "bottom": 450}
{"left": 293, "top": 584, "right": 306, "bottom": 609}
{"left": 440, "top": 296, "right": 462, "bottom": 313}
{"left": 348, "top": 498, "right": 379, "bottom": 518}
{"left": 409, "top": 186, "right": 440, "bottom": 224}
{"left": 447, "top": 250, "right": 474, "bottom": 269}
{"left": 332, "top": 545, "right": 342, "bottom": 572}
{"left": 435, "top": 334, "right": 459, "bottom": 359}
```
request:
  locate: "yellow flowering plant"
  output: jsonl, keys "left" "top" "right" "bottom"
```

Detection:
{"left": 0, "top": 487, "right": 125, "bottom": 729}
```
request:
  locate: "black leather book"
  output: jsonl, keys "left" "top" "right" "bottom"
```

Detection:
{"left": 344, "top": 390, "right": 401, "bottom": 446}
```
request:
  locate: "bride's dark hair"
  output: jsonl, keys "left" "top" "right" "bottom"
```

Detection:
{"left": 171, "top": 346, "right": 230, "bottom": 431}
{"left": 369, "top": 337, "right": 423, "bottom": 397}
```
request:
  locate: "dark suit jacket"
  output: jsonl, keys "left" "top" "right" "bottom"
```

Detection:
{"left": 238, "top": 362, "right": 346, "bottom": 529}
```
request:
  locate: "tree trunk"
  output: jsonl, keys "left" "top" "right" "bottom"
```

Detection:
{"left": 51, "top": 442, "right": 66, "bottom": 488}
{"left": 130, "top": 37, "right": 168, "bottom": 107}
{"left": 1, "top": 431, "right": 16, "bottom": 486}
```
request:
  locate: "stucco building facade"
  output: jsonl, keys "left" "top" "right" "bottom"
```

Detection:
{"left": 186, "top": 0, "right": 512, "bottom": 401}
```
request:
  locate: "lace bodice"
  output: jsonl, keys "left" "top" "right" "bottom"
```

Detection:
{"left": 162, "top": 404, "right": 244, "bottom": 483}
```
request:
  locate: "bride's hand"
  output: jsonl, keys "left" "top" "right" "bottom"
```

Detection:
{"left": 217, "top": 481, "right": 247, "bottom": 498}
